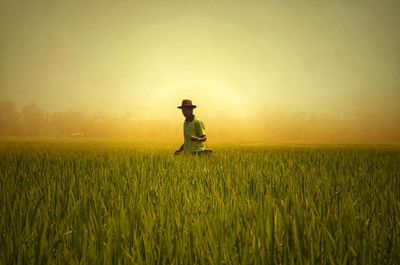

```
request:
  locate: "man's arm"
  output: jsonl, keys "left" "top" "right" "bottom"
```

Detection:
{"left": 190, "top": 135, "right": 207, "bottom": 142}
{"left": 174, "top": 144, "right": 184, "bottom": 155}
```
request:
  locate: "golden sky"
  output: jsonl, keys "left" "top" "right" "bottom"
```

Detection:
{"left": 1, "top": 0, "right": 399, "bottom": 138}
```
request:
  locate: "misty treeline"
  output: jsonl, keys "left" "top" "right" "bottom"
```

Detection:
{"left": 0, "top": 101, "right": 178, "bottom": 139}
{"left": 1, "top": 100, "right": 399, "bottom": 143}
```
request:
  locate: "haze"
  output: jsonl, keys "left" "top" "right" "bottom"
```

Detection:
{"left": 1, "top": 0, "right": 399, "bottom": 143}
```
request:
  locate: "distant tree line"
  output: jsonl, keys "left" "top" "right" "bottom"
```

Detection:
{"left": 1, "top": 100, "right": 399, "bottom": 143}
{"left": 0, "top": 101, "right": 178, "bottom": 139}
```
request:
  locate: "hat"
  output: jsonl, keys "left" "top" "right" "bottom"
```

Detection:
{"left": 177, "top": 99, "right": 197, "bottom": 109}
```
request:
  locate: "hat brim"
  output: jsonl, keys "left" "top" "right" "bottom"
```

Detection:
{"left": 177, "top": 105, "right": 197, "bottom": 109}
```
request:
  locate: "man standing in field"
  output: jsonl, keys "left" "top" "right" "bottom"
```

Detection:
{"left": 174, "top": 99, "right": 210, "bottom": 155}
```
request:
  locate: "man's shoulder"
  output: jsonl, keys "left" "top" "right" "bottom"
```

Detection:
{"left": 194, "top": 117, "right": 206, "bottom": 131}
{"left": 193, "top": 116, "right": 204, "bottom": 123}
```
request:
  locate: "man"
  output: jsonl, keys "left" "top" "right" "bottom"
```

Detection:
{"left": 174, "top": 99, "right": 209, "bottom": 155}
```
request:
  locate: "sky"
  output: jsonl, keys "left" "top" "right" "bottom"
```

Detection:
{"left": 0, "top": 0, "right": 399, "bottom": 141}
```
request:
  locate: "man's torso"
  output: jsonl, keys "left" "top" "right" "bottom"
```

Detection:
{"left": 183, "top": 117, "right": 206, "bottom": 152}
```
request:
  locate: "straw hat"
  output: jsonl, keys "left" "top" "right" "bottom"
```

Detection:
{"left": 177, "top": 99, "right": 197, "bottom": 109}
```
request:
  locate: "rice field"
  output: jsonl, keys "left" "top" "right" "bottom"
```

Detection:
{"left": 0, "top": 139, "right": 399, "bottom": 264}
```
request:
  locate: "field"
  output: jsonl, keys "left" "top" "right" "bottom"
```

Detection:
{"left": 0, "top": 138, "right": 399, "bottom": 264}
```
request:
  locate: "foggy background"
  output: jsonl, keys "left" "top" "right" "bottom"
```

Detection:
{"left": 1, "top": 0, "right": 399, "bottom": 143}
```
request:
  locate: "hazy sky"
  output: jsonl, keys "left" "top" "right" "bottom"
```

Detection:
{"left": 1, "top": 0, "right": 399, "bottom": 122}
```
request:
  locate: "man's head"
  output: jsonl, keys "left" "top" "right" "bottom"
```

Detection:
{"left": 181, "top": 107, "right": 193, "bottom": 119}
{"left": 178, "top": 99, "right": 196, "bottom": 120}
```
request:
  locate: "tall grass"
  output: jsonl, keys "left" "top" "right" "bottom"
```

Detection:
{"left": 0, "top": 141, "right": 399, "bottom": 264}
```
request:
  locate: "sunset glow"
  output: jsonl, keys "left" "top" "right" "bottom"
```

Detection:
{"left": 1, "top": 0, "right": 399, "bottom": 143}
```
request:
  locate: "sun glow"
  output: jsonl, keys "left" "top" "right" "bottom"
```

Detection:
{"left": 0, "top": 0, "right": 399, "bottom": 143}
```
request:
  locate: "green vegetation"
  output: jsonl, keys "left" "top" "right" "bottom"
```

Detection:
{"left": 0, "top": 140, "right": 399, "bottom": 264}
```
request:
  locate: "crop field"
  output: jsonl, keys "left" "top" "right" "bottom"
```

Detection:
{"left": 0, "top": 138, "right": 399, "bottom": 265}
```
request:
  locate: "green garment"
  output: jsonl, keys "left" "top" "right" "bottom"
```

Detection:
{"left": 183, "top": 116, "right": 206, "bottom": 152}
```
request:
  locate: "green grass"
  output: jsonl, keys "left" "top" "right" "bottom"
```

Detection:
{"left": 0, "top": 140, "right": 399, "bottom": 264}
